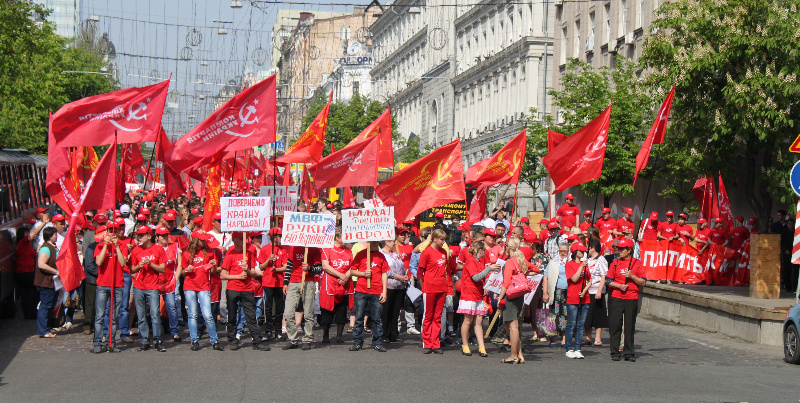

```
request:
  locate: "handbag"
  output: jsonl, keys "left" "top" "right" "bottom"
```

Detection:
{"left": 535, "top": 308, "right": 558, "bottom": 337}
{"left": 506, "top": 270, "right": 534, "bottom": 300}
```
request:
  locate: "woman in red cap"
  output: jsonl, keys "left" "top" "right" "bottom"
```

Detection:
{"left": 494, "top": 238, "right": 528, "bottom": 363}
{"left": 456, "top": 240, "right": 490, "bottom": 357}
{"left": 606, "top": 238, "right": 647, "bottom": 361}
{"left": 154, "top": 226, "right": 181, "bottom": 342}
{"left": 319, "top": 228, "right": 353, "bottom": 344}
{"left": 564, "top": 242, "right": 591, "bottom": 359}
{"left": 178, "top": 230, "right": 223, "bottom": 351}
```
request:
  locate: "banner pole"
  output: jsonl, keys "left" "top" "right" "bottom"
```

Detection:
{"left": 510, "top": 185, "right": 519, "bottom": 224}
{"left": 589, "top": 192, "right": 599, "bottom": 239}
{"left": 300, "top": 247, "right": 308, "bottom": 296}
{"left": 228, "top": 151, "right": 238, "bottom": 195}
{"left": 366, "top": 244, "right": 371, "bottom": 289}
{"left": 141, "top": 133, "right": 158, "bottom": 197}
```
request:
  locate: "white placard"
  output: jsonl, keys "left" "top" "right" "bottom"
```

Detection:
{"left": 259, "top": 186, "right": 298, "bottom": 216}
{"left": 495, "top": 259, "right": 506, "bottom": 270}
{"left": 342, "top": 207, "right": 395, "bottom": 242}
{"left": 281, "top": 212, "right": 337, "bottom": 248}
{"left": 484, "top": 270, "right": 504, "bottom": 294}
{"left": 523, "top": 274, "right": 544, "bottom": 305}
{"left": 363, "top": 198, "right": 384, "bottom": 208}
{"left": 406, "top": 285, "right": 422, "bottom": 303}
{"left": 220, "top": 197, "right": 272, "bottom": 231}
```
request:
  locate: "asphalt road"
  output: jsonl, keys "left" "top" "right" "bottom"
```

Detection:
{"left": 1, "top": 311, "right": 797, "bottom": 402}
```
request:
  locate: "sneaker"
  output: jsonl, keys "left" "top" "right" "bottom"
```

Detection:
{"left": 191, "top": 342, "right": 200, "bottom": 351}
{"left": 122, "top": 336, "right": 134, "bottom": 343}
{"left": 624, "top": 356, "right": 636, "bottom": 362}
{"left": 422, "top": 348, "right": 433, "bottom": 354}
{"left": 349, "top": 344, "right": 363, "bottom": 351}
{"left": 447, "top": 330, "right": 457, "bottom": 337}
{"left": 230, "top": 342, "right": 241, "bottom": 351}
{"left": 138, "top": 344, "right": 151, "bottom": 351}
{"left": 574, "top": 350, "right": 585, "bottom": 359}
{"left": 407, "top": 328, "right": 421, "bottom": 335}
{"left": 108, "top": 346, "right": 122, "bottom": 353}
{"left": 91, "top": 345, "right": 105, "bottom": 354}
{"left": 154, "top": 342, "right": 167, "bottom": 352}
{"left": 212, "top": 343, "right": 224, "bottom": 351}
{"left": 373, "top": 345, "right": 387, "bottom": 352}
{"left": 322, "top": 335, "right": 330, "bottom": 344}
{"left": 566, "top": 350, "right": 575, "bottom": 358}
{"left": 236, "top": 333, "right": 242, "bottom": 340}
{"left": 432, "top": 348, "right": 443, "bottom": 355}
{"left": 301, "top": 343, "right": 312, "bottom": 350}
{"left": 611, "top": 356, "right": 621, "bottom": 361}
{"left": 277, "top": 333, "right": 288, "bottom": 341}
{"left": 253, "top": 344, "right": 271, "bottom": 351}
{"left": 282, "top": 343, "right": 299, "bottom": 350}
{"left": 263, "top": 332, "right": 274, "bottom": 341}
{"left": 335, "top": 336, "right": 344, "bottom": 344}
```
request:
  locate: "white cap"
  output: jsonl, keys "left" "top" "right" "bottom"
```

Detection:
{"left": 120, "top": 204, "right": 131, "bottom": 214}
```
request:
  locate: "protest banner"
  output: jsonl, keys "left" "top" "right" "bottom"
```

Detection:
{"left": 523, "top": 274, "right": 544, "bottom": 305}
{"left": 220, "top": 197, "right": 271, "bottom": 231}
{"left": 259, "top": 185, "right": 299, "bottom": 215}
{"left": 342, "top": 207, "right": 395, "bottom": 242}
{"left": 419, "top": 201, "right": 467, "bottom": 226}
{"left": 638, "top": 239, "right": 750, "bottom": 286}
{"left": 484, "top": 270, "right": 504, "bottom": 294}
{"left": 363, "top": 198, "right": 385, "bottom": 209}
{"left": 281, "top": 212, "right": 337, "bottom": 248}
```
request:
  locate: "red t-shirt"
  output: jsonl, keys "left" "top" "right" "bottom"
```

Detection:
{"left": 259, "top": 244, "right": 287, "bottom": 287}
{"left": 615, "top": 218, "right": 635, "bottom": 234}
{"left": 351, "top": 249, "right": 389, "bottom": 295}
{"left": 642, "top": 220, "right": 659, "bottom": 241}
{"left": 481, "top": 244, "right": 502, "bottom": 265}
{"left": 159, "top": 243, "right": 180, "bottom": 293}
{"left": 418, "top": 246, "right": 450, "bottom": 293}
{"left": 709, "top": 228, "right": 729, "bottom": 245}
{"left": 287, "top": 246, "right": 322, "bottom": 283}
{"left": 658, "top": 221, "right": 677, "bottom": 239}
{"left": 595, "top": 218, "right": 617, "bottom": 233}
{"left": 519, "top": 246, "right": 534, "bottom": 263}
{"left": 557, "top": 204, "right": 581, "bottom": 229}
{"left": 538, "top": 229, "right": 548, "bottom": 243}
{"left": 565, "top": 260, "right": 591, "bottom": 304}
{"left": 674, "top": 224, "right": 694, "bottom": 243}
{"left": 579, "top": 221, "right": 592, "bottom": 233}
{"left": 130, "top": 244, "right": 166, "bottom": 290}
{"left": 181, "top": 248, "right": 215, "bottom": 291}
{"left": 606, "top": 258, "right": 646, "bottom": 300}
{"left": 448, "top": 245, "right": 461, "bottom": 272}
{"left": 396, "top": 243, "right": 413, "bottom": 271}
{"left": 731, "top": 226, "right": 750, "bottom": 250}
{"left": 460, "top": 251, "right": 485, "bottom": 302}
{"left": 694, "top": 228, "right": 711, "bottom": 243}
{"left": 117, "top": 236, "right": 133, "bottom": 274}
{"left": 95, "top": 241, "right": 129, "bottom": 288}
{"left": 456, "top": 247, "right": 470, "bottom": 265}
{"left": 222, "top": 247, "right": 256, "bottom": 292}
{"left": 15, "top": 237, "right": 36, "bottom": 273}
{"left": 322, "top": 247, "right": 353, "bottom": 274}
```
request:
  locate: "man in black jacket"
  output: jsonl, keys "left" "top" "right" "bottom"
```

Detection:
{"left": 82, "top": 229, "right": 100, "bottom": 335}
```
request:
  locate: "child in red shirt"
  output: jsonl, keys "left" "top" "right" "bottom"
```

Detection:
{"left": 348, "top": 241, "right": 389, "bottom": 352}
{"left": 564, "top": 243, "right": 591, "bottom": 359}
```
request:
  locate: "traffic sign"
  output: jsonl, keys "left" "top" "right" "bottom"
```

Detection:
{"left": 790, "top": 133, "right": 800, "bottom": 153}
{"left": 268, "top": 142, "right": 285, "bottom": 149}
{"left": 790, "top": 161, "right": 800, "bottom": 197}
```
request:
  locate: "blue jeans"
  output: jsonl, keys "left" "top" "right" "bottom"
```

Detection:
{"left": 163, "top": 292, "right": 180, "bottom": 337}
{"left": 237, "top": 296, "right": 263, "bottom": 335}
{"left": 133, "top": 288, "right": 162, "bottom": 344}
{"left": 353, "top": 292, "right": 383, "bottom": 347}
{"left": 94, "top": 286, "right": 122, "bottom": 346}
{"left": 36, "top": 287, "right": 56, "bottom": 336}
{"left": 185, "top": 290, "right": 218, "bottom": 344}
{"left": 565, "top": 303, "right": 590, "bottom": 352}
{"left": 103, "top": 272, "right": 132, "bottom": 338}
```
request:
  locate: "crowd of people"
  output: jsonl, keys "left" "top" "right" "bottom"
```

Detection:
{"left": 0, "top": 191, "right": 780, "bottom": 363}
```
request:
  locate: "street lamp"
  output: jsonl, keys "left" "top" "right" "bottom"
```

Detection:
{"left": 230, "top": 0, "right": 243, "bottom": 8}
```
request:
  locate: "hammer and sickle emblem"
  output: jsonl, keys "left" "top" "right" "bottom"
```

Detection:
{"left": 128, "top": 102, "right": 148, "bottom": 121}
{"left": 509, "top": 149, "right": 522, "bottom": 175}
{"left": 239, "top": 103, "right": 259, "bottom": 127}
{"left": 430, "top": 157, "right": 455, "bottom": 190}
{"left": 349, "top": 152, "right": 363, "bottom": 172}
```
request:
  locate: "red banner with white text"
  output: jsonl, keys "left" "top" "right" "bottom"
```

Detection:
{"left": 638, "top": 240, "right": 749, "bottom": 286}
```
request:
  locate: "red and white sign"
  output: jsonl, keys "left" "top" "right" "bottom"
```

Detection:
{"left": 220, "top": 197, "right": 272, "bottom": 231}
{"left": 793, "top": 200, "right": 800, "bottom": 264}
{"left": 259, "top": 185, "right": 298, "bottom": 216}
{"left": 342, "top": 207, "right": 395, "bottom": 242}
{"left": 523, "top": 274, "right": 544, "bottom": 305}
{"left": 363, "top": 198, "right": 384, "bottom": 209}
{"left": 484, "top": 270, "right": 504, "bottom": 294}
{"left": 639, "top": 239, "right": 750, "bottom": 286}
{"left": 281, "top": 212, "right": 336, "bottom": 248}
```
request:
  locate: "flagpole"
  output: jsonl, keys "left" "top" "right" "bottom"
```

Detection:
{"left": 109, "top": 129, "right": 117, "bottom": 350}
{"left": 141, "top": 134, "right": 158, "bottom": 199}
{"left": 510, "top": 185, "right": 519, "bottom": 224}
{"left": 589, "top": 192, "right": 599, "bottom": 240}
{"left": 272, "top": 150, "right": 277, "bottom": 230}
{"left": 228, "top": 151, "right": 238, "bottom": 196}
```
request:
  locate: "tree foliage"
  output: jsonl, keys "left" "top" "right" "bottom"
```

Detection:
{"left": 299, "top": 91, "right": 399, "bottom": 158}
{"left": 0, "top": 2, "right": 117, "bottom": 154}
{"left": 525, "top": 56, "right": 656, "bottom": 206}
{"left": 640, "top": 0, "right": 800, "bottom": 229}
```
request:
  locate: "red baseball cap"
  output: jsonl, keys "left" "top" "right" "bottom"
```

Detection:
{"left": 164, "top": 212, "right": 177, "bottom": 221}
{"left": 666, "top": 210, "right": 674, "bottom": 216}
{"left": 548, "top": 222, "right": 559, "bottom": 229}
{"left": 736, "top": 215, "right": 744, "bottom": 221}
{"left": 113, "top": 210, "right": 122, "bottom": 218}
{"left": 205, "top": 237, "right": 220, "bottom": 249}
{"left": 137, "top": 214, "right": 147, "bottom": 221}
{"left": 192, "top": 216, "right": 204, "bottom": 225}
{"left": 191, "top": 229, "right": 211, "bottom": 241}
{"left": 456, "top": 223, "right": 470, "bottom": 231}
{"left": 268, "top": 228, "right": 282, "bottom": 236}
{"left": 35, "top": 207, "right": 47, "bottom": 215}
{"left": 617, "top": 239, "right": 634, "bottom": 249}
{"left": 396, "top": 226, "right": 410, "bottom": 234}
{"left": 94, "top": 214, "right": 108, "bottom": 223}
{"left": 567, "top": 234, "right": 579, "bottom": 241}
{"left": 539, "top": 219, "right": 549, "bottom": 225}
{"left": 624, "top": 207, "right": 633, "bottom": 215}
{"left": 249, "top": 231, "right": 263, "bottom": 238}
{"left": 698, "top": 218, "right": 707, "bottom": 224}
{"left": 570, "top": 242, "right": 588, "bottom": 252}
{"left": 106, "top": 221, "right": 120, "bottom": 229}
{"left": 483, "top": 228, "right": 497, "bottom": 236}
{"left": 403, "top": 220, "right": 414, "bottom": 224}
{"left": 155, "top": 226, "right": 170, "bottom": 236}
{"left": 191, "top": 208, "right": 199, "bottom": 214}
{"left": 678, "top": 213, "right": 688, "bottom": 219}
{"left": 564, "top": 194, "right": 575, "bottom": 200}
{"left": 52, "top": 214, "right": 66, "bottom": 222}
{"left": 134, "top": 226, "right": 152, "bottom": 235}
{"left": 748, "top": 217, "right": 758, "bottom": 225}
{"left": 584, "top": 210, "right": 592, "bottom": 216}
{"left": 650, "top": 212, "right": 659, "bottom": 220}
{"left": 27, "top": 218, "right": 37, "bottom": 225}
{"left": 213, "top": 213, "right": 222, "bottom": 221}
{"left": 519, "top": 217, "right": 529, "bottom": 223}
{"left": 602, "top": 207, "right": 611, "bottom": 214}
{"left": 167, "top": 209, "right": 178, "bottom": 216}
{"left": 713, "top": 218, "right": 722, "bottom": 223}
{"left": 435, "top": 212, "right": 444, "bottom": 218}
{"left": 141, "top": 208, "right": 151, "bottom": 215}
{"left": 523, "top": 233, "right": 537, "bottom": 243}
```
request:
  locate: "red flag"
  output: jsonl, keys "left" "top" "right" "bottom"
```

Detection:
{"left": 45, "top": 115, "right": 81, "bottom": 216}
{"left": 692, "top": 176, "right": 720, "bottom": 220}
{"left": 157, "top": 128, "right": 184, "bottom": 200}
{"left": 51, "top": 79, "right": 170, "bottom": 147}
{"left": 375, "top": 139, "right": 466, "bottom": 223}
{"left": 331, "top": 145, "right": 337, "bottom": 153}
{"left": 299, "top": 165, "right": 316, "bottom": 204}
{"left": 633, "top": 87, "right": 675, "bottom": 186}
{"left": 281, "top": 166, "right": 295, "bottom": 186}
{"left": 543, "top": 103, "right": 612, "bottom": 194}
{"left": 342, "top": 186, "right": 355, "bottom": 208}
{"left": 547, "top": 130, "right": 568, "bottom": 153}
{"left": 717, "top": 172, "right": 735, "bottom": 229}
{"left": 466, "top": 183, "right": 489, "bottom": 226}
{"left": 56, "top": 137, "right": 118, "bottom": 292}
{"left": 168, "top": 76, "right": 277, "bottom": 172}
{"left": 122, "top": 144, "right": 146, "bottom": 182}
{"left": 466, "top": 129, "right": 526, "bottom": 185}
{"left": 115, "top": 145, "right": 127, "bottom": 203}
{"left": 202, "top": 159, "right": 222, "bottom": 232}
{"left": 277, "top": 91, "right": 331, "bottom": 165}
{"left": 312, "top": 135, "right": 379, "bottom": 189}
{"left": 346, "top": 107, "right": 394, "bottom": 167}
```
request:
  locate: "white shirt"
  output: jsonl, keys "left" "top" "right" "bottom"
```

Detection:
{"left": 33, "top": 222, "right": 53, "bottom": 251}
{"left": 587, "top": 255, "right": 609, "bottom": 294}
{"left": 478, "top": 217, "right": 496, "bottom": 229}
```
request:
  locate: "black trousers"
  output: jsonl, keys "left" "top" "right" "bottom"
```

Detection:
{"left": 263, "top": 286, "right": 285, "bottom": 334}
{"left": 226, "top": 290, "right": 262, "bottom": 343}
{"left": 15, "top": 272, "right": 39, "bottom": 319}
{"left": 381, "top": 288, "right": 405, "bottom": 340}
{"left": 608, "top": 296, "right": 638, "bottom": 359}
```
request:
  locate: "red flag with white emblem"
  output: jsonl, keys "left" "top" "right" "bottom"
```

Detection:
{"left": 633, "top": 87, "right": 675, "bottom": 186}
{"left": 51, "top": 79, "right": 170, "bottom": 146}
{"left": 45, "top": 114, "right": 82, "bottom": 216}
{"left": 543, "top": 103, "right": 612, "bottom": 194}
{"left": 312, "top": 135, "right": 379, "bottom": 189}
{"left": 168, "top": 75, "right": 277, "bottom": 173}
{"left": 466, "top": 129, "right": 526, "bottom": 185}
{"left": 717, "top": 172, "right": 735, "bottom": 230}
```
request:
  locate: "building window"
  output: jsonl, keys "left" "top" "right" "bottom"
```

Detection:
{"left": 588, "top": 12, "right": 595, "bottom": 52}
{"left": 637, "top": 0, "right": 644, "bottom": 28}
{"left": 604, "top": 3, "right": 611, "bottom": 44}
{"left": 560, "top": 27, "right": 567, "bottom": 65}
{"left": 574, "top": 20, "right": 581, "bottom": 59}
{"left": 352, "top": 81, "right": 360, "bottom": 97}
{"left": 620, "top": 0, "right": 628, "bottom": 38}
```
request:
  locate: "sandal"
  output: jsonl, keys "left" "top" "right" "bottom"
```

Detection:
{"left": 501, "top": 358, "right": 518, "bottom": 364}
{"left": 593, "top": 341, "right": 603, "bottom": 346}
{"left": 39, "top": 333, "right": 57, "bottom": 338}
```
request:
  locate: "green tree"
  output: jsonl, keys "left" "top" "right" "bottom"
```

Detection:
{"left": 0, "top": 2, "right": 116, "bottom": 154}
{"left": 298, "top": 91, "right": 399, "bottom": 157}
{"left": 640, "top": 0, "right": 800, "bottom": 230}
{"left": 524, "top": 56, "right": 656, "bottom": 207}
